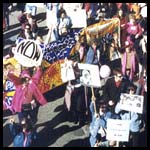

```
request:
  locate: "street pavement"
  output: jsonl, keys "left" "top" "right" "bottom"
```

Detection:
{"left": 3, "top": 3, "right": 90, "bottom": 147}
{"left": 3, "top": 3, "right": 147, "bottom": 147}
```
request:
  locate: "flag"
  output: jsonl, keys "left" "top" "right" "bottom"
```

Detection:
{"left": 39, "top": 19, "right": 120, "bottom": 94}
{"left": 43, "top": 34, "right": 77, "bottom": 64}
{"left": 80, "top": 18, "right": 120, "bottom": 46}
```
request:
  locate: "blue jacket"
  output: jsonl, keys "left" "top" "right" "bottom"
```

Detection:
{"left": 9, "top": 123, "right": 37, "bottom": 147}
{"left": 115, "top": 102, "right": 142, "bottom": 132}
{"left": 85, "top": 47, "right": 100, "bottom": 65}
{"left": 89, "top": 102, "right": 115, "bottom": 146}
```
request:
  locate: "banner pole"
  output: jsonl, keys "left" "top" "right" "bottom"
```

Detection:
{"left": 84, "top": 86, "right": 88, "bottom": 115}
{"left": 91, "top": 87, "right": 97, "bottom": 114}
{"left": 116, "top": 141, "right": 119, "bottom": 147}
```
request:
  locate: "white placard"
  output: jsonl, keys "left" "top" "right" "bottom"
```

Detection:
{"left": 106, "top": 119, "right": 130, "bottom": 142}
{"left": 119, "top": 93, "right": 144, "bottom": 114}
{"left": 60, "top": 60, "right": 75, "bottom": 82}
{"left": 78, "top": 63, "right": 101, "bottom": 87}
{"left": 66, "top": 9, "right": 87, "bottom": 28}
{"left": 14, "top": 39, "right": 43, "bottom": 67}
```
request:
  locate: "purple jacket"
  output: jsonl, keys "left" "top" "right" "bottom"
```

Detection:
{"left": 8, "top": 68, "right": 47, "bottom": 113}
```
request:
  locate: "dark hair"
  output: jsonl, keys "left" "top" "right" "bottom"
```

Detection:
{"left": 96, "top": 133, "right": 101, "bottom": 142}
{"left": 127, "top": 84, "right": 137, "bottom": 93}
{"left": 97, "top": 100, "right": 107, "bottom": 109}
{"left": 113, "top": 68, "right": 122, "bottom": 76}
{"left": 90, "top": 39, "right": 98, "bottom": 46}
{"left": 21, "top": 118, "right": 33, "bottom": 132}
{"left": 21, "top": 77, "right": 29, "bottom": 83}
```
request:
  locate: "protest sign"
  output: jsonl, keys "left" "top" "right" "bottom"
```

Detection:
{"left": 14, "top": 39, "right": 43, "bottom": 67}
{"left": 60, "top": 59, "right": 75, "bottom": 83}
{"left": 3, "top": 79, "right": 16, "bottom": 111}
{"left": 119, "top": 93, "right": 144, "bottom": 114}
{"left": 78, "top": 63, "right": 101, "bottom": 87}
{"left": 66, "top": 9, "right": 87, "bottom": 28}
{"left": 106, "top": 119, "right": 130, "bottom": 142}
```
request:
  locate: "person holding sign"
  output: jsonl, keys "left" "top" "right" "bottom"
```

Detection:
{"left": 103, "top": 68, "right": 130, "bottom": 107}
{"left": 7, "top": 67, "right": 47, "bottom": 125}
{"left": 89, "top": 99, "right": 117, "bottom": 147}
{"left": 115, "top": 83, "right": 143, "bottom": 147}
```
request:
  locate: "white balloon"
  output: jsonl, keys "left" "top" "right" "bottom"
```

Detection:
{"left": 100, "top": 65, "right": 111, "bottom": 78}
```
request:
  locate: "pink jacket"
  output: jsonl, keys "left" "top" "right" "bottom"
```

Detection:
{"left": 121, "top": 51, "right": 136, "bottom": 81}
{"left": 126, "top": 22, "right": 143, "bottom": 45}
{"left": 8, "top": 68, "right": 47, "bottom": 113}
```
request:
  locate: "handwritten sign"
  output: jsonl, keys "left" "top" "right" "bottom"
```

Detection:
{"left": 66, "top": 9, "right": 87, "bottom": 28}
{"left": 78, "top": 63, "right": 101, "bottom": 87}
{"left": 60, "top": 60, "right": 75, "bottom": 82}
{"left": 119, "top": 93, "right": 144, "bottom": 114}
{"left": 106, "top": 119, "right": 130, "bottom": 142}
{"left": 14, "top": 39, "right": 43, "bottom": 67}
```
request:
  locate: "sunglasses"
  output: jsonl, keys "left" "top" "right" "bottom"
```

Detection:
{"left": 127, "top": 88, "right": 135, "bottom": 92}
{"left": 117, "top": 75, "right": 123, "bottom": 78}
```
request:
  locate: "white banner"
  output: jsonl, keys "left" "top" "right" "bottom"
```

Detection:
{"left": 119, "top": 93, "right": 144, "bottom": 114}
{"left": 78, "top": 63, "right": 101, "bottom": 87}
{"left": 14, "top": 39, "right": 43, "bottom": 67}
{"left": 106, "top": 119, "right": 130, "bottom": 142}
{"left": 66, "top": 9, "right": 87, "bottom": 28}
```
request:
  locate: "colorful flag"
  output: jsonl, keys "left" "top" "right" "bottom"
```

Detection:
{"left": 39, "top": 19, "right": 120, "bottom": 94}
{"left": 80, "top": 18, "right": 120, "bottom": 46}
{"left": 43, "top": 34, "right": 77, "bottom": 64}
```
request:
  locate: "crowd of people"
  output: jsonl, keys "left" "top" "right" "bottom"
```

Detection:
{"left": 3, "top": 3, "right": 147, "bottom": 147}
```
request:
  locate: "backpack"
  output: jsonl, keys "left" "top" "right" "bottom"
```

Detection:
{"left": 13, "top": 132, "right": 32, "bottom": 147}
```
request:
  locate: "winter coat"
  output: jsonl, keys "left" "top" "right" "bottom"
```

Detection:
{"left": 8, "top": 68, "right": 47, "bottom": 113}
{"left": 9, "top": 123, "right": 37, "bottom": 147}
{"left": 89, "top": 102, "right": 115, "bottom": 147}
{"left": 103, "top": 77, "right": 129, "bottom": 103}
{"left": 115, "top": 102, "right": 142, "bottom": 132}
{"left": 85, "top": 46, "right": 100, "bottom": 65}
{"left": 121, "top": 51, "right": 136, "bottom": 81}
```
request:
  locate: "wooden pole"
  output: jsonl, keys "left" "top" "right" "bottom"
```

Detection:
{"left": 84, "top": 86, "right": 88, "bottom": 115}
{"left": 91, "top": 87, "right": 97, "bottom": 114}
{"left": 116, "top": 141, "right": 119, "bottom": 147}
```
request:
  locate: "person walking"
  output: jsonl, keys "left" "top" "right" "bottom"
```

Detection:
{"left": 7, "top": 67, "right": 47, "bottom": 124}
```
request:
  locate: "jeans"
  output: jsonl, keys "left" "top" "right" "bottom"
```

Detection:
{"left": 18, "top": 106, "right": 39, "bottom": 124}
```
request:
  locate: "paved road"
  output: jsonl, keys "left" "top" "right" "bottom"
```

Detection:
{"left": 3, "top": 3, "right": 89, "bottom": 147}
{"left": 3, "top": 3, "right": 147, "bottom": 147}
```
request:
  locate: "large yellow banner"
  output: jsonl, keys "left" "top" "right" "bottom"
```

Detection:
{"left": 80, "top": 18, "right": 120, "bottom": 46}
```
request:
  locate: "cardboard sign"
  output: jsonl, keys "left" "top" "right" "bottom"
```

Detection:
{"left": 66, "top": 9, "right": 87, "bottom": 28}
{"left": 78, "top": 63, "right": 101, "bottom": 87}
{"left": 14, "top": 39, "right": 43, "bottom": 67}
{"left": 106, "top": 119, "right": 130, "bottom": 142}
{"left": 60, "top": 60, "right": 75, "bottom": 82}
{"left": 119, "top": 93, "right": 144, "bottom": 114}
